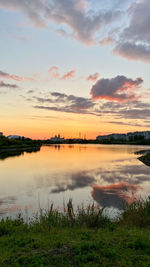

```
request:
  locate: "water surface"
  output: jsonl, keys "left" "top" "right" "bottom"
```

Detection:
{"left": 0, "top": 144, "right": 150, "bottom": 218}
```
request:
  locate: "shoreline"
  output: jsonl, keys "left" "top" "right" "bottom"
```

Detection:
{"left": 0, "top": 146, "right": 41, "bottom": 154}
{"left": 43, "top": 142, "right": 150, "bottom": 146}
{"left": 0, "top": 199, "right": 150, "bottom": 265}
{"left": 138, "top": 154, "right": 150, "bottom": 167}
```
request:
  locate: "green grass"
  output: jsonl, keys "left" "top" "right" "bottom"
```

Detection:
{"left": 0, "top": 200, "right": 150, "bottom": 266}
{"left": 138, "top": 153, "right": 150, "bottom": 166}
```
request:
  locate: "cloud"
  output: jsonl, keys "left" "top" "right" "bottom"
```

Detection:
{"left": 99, "top": 37, "right": 115, "bottom": 46}
{"left": 51, "top": 92, "right": 67, "bottom": 98}
{"left": 27, "top": 89, "right": 35, "bottom": 94}
{"left": 108, "top": 121, "right": 145, "bottom": 128}
{"left": 0, "top": 81, "right": 19, "bottom": 89}
{"left": 61, "top": 69, "right": 76, "bottom": 80}
{"left": 90, "top": 75, "right": 143, "bottom": 102}
{"left": 87, "top": 73, "right": 100, "bottom": 82}
{"left": 30, "top": 88, "right": 150, "bottom": 121}
{"left": 114, "top": 0, "right": 150, "bottom": 62}
{"left": 91, "top": 182, "right": 141, "bottom": 210}
{"left": 2, "top": 0, "right": 149, "bottom": 64}
{"left": 48, "top": 66, "right": 60, "bottom": 78}
{"left": 120, "top": 109, "right": 150, "bottom": 120}
{"left": 44, "top": 0, "right": 121, "bottom": 45}
{"left": 0, "top": 0, "right": 121, "bottom": 45}
{"left": 0, "top": 70, "right": 35, "bottom": 82}
{"left": 23, "top": 74, "right": 150, "bottom": 123}
{"left": 114, "top": 42, "right": 150, "bottom": 63}
{"left": 0, "top": 0, "right": 46, "bottom": 28}
{"left": 48, "top": 66, "right": 76, "bottom": 80}
{"left": 34, "top": 91, "right": 95, "bottom": 115}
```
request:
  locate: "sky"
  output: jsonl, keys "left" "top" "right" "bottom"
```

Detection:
{"left": 0, "top": 0, "right": 150, "bottom": 139}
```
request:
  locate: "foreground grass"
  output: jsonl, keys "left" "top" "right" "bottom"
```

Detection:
{"left": 0, "top": 200, "right": 150, "bottom": 266}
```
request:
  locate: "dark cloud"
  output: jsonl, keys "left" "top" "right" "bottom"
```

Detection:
{"left": 27, "top": 90, "right": 35, "bottom": 94}
{"left": 0, "top": 0, "right": 121, "bottom": 45}
{"left": 114, "top": 0, "right": 150, "bottom": 62}
{"left": 51, "top": 92, "right": 67, "bottom": 98}
{"left": 120, "top": 109, "right": 150, "bottom": 120}
{"left": 0, "top": 81, "right": 19, "bottom": 89}
{"left": 31, "top": 89, "right": 150, "bottom": 122}
{"left": 90, "top": 76, "right": 143, "bottom": 102}
{"left": 114, "top": 42, "right": 150, "bottom": 63}
{"left": 33, "top": 91, "right": 95, "bottom": 115}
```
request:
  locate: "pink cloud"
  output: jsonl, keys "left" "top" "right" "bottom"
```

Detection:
{"left": 87, "top": 73, "right": 100, "bottom": 82}
{"left": 61, "top": 69, "right": 76, "bottom": 80}
{"left": 99, "top": 37, "right": 115, "bottom": 46}
{"left": 48, "top": 66, "right": 60, "bottom": 78}
{"left": 0, "top": 70, "right": 36, "bottom": 82}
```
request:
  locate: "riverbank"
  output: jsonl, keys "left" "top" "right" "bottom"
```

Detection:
{"left": 135, "top": 149, "right": 150, "bottom": 167}
{"left": 0, "top": 136, "right": 42, "bottom": 159}
{"left": 44, "top": 139, "right": 150, "bottom": 145}
{"left": 0, "top": 199, "right": 150, "bottom": 266}
{"left": 138, "top": 153, "right": 150, "bottom": 167}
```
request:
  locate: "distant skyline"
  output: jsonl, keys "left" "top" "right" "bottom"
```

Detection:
{"left": 0, "top": 0, "right": 150, "bottom": 139}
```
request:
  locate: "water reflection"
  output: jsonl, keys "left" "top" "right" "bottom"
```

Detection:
{"left": 91, "top": 183, "right": 141, "bottom": 210}
{"left": 0, "top": 147, "right": 40, "bottom": 160}
{"left": 0, "top": 144, "right": 149, "bottom": 217}
{"left": 51, "top": 171, "right": 96, "bottom": 193}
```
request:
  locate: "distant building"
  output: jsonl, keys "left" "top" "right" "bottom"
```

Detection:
{"left": 50, "top": 134, "right": 64, "bottom": 142}
{"left": 97, "top": 133, "right": 127, "bottom": 141}
{"left": 97, "top": 131, "right": 150, "bottom": 142}
{"left": 127, "top": 131, "right": 150, "bottom": 141}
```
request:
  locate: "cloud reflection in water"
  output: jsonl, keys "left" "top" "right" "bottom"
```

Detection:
{"left": 91, "top": 182, "right": 141, "bottom": 210}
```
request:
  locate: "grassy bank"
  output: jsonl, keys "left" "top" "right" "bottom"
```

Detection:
{"left": 0, "top": 199, "right": 150, "bottom": 266}
{"left": 139, "top": 152, "right": 150, "bottom": 167}
{"left": 0, "top": 136, "right": 41, "bottom": 160}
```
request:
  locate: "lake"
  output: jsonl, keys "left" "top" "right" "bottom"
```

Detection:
{"left": 0, "top": 144, "right": 150, "bottom": 218}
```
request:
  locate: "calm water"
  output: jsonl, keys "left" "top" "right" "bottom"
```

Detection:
{"left": 0, "top": 144, "right": 150, "bottom": 218}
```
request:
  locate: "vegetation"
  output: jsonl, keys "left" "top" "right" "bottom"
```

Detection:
{"left": 138, "top": 152, "right": 150, "bottom": 167}
{"left": 0, "top": 199, "right": 150, "bottom": 266}
{"left": 0, "top": 147, "right": 40, "bottom": 160}
{"left": 43, "top": 138, "right": 150, "bottom": 145}
{"left": 0, "top": 136, "right": 42, "bottom": 151}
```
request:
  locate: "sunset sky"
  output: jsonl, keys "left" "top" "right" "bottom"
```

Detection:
{"left": 0, "top": 0, "right": 150, "bottom": 139}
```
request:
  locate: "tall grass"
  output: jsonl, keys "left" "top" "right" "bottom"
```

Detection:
{"left": 32, "top": 199, "right": 110, "bottom": 231}
{"left": 119, "top": 197, "right": 150, "bottom": 227}
{"left": 0, "top": 198, "right": 150, "bottom": 234}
